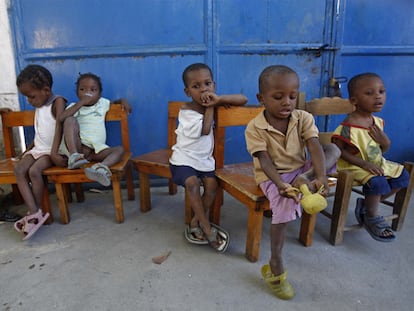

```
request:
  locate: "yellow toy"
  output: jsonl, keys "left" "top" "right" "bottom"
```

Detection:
{"left": 286, "top": 184, "right": 327, "bottom": 214}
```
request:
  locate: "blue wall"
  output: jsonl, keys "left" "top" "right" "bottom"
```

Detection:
{"left": 8, "top": 0, "right": 414, "bottom": 164}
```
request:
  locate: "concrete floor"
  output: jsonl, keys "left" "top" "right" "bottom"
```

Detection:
{"left": 1, "top": 185, "right": 413, "bottom": 311}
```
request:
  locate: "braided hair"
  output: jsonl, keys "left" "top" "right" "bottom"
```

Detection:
{"left": 16, "top": 64, "right": 53, "bottom": 89}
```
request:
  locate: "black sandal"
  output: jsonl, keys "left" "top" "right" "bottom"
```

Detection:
{"left": 0, "top": 209, "right": 20, "bottom": 222}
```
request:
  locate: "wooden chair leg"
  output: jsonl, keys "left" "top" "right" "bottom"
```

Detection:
{"left": 112, "top": 178, "right": 124, "bottom": 223}
{"left": 245, "top": 205, "right": 265, "bottom": 262}
{"left": 392, "top": 161, "right": 414, "bottom": 231}
{"left": 299, "top": 212, "right": 317, "bottom": 246}
{"left": 125, "top": 162, "right": 135, "bottom": 201}
{"left": 138, "top": 171, "right": 151, "bottom": 213}
{"left": 74, "top": 183, "right": 84, "bottom": 202}
{"left": 55, "top": 183, "right": 70, "bottom": 224}
{"left": 64, "top": 184, "right": 73, "bottom": 203}
{"left": 329, "top": 170, "right": 354, "bottom": 245}
{"left": 168, "top": 179, "right": 177, "bottom": 195}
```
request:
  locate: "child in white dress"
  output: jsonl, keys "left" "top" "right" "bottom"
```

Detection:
{"left": 14, "top": 64, "right": 67, "bottom": 240}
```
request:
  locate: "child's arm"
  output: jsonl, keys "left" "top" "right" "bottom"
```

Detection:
{"left": 50, "top": 97, "right": 68, "bottom": 166}
{"left": 333, "top": 138, "right": 384, "bottom": 176}
{"left": 306, "top": 137, "right": 329, "bottom": 196}
{"left": 58, "top": 95, "right": 97, "bottom": 122}
{"left": 201, "top": 106, "right": 214, "bottom": 135}
{"left": 111, "top": 98, "right": 132, "bottom": 114}
{"left": 200, "top": 92, "right": 247, "bottom": 107}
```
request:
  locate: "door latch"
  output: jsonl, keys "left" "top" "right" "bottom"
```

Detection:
{"left": 302, "top": 44, "right": 339, "bottom": 57}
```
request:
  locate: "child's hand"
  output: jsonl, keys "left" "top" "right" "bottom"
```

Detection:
{"left": 279, "top": 183, "right": 301, "bottom": 203}
{"left": 119, "top": 99, "right": 132, "bottom": 114}
{"left": 368, "top": 124, "right": 389, "bottom": 147}
{"left": 362, "top": 161, "right": 384, "bottom": 176}
{"left": 313, "top": 177, "right": 330, "bottom": 197}
{"left": 200, "top": 92, "right": 220, "bottom": 107}
{"left": 51, "top": 153, "right": 67, "bottom": 167}
{"left": 79, "top": 93, "right": 98, "bottom": 106}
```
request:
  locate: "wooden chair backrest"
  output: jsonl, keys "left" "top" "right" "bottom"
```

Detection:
{"left": 214, "top": 105, "right": 264, "bottom": 169}
{"left": 297, "top": 96, "right": 355, "bottom": 144}
{"left": 104, "top": 104, "right": 131, "bottom": 152}
{"left": 1, "top": 110, "right": 35, "bottom": 158}
{"left": 167, "top": 101, "right": 184, "bottom": 149}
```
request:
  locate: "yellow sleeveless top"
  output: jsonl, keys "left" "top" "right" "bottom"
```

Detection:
{"left": 332, "top": 116, "right": 403, "bottom": 184}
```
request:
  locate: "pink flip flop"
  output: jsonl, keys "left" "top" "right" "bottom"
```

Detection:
{"left": 17, "top": 210, "right": 50, "bottom": 241}
{"left": 14, "top": 215, "right": 30, "bottom": 233}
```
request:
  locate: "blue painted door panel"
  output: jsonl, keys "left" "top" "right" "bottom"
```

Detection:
{"left": 15, "top": 0, "right": 205, "bottom": 51}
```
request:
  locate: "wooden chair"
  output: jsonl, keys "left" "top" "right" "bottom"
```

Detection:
{"left": 298, "top": 97, "right": 414, "bottom": 245}
{"left": 43, "top": 104, "right": 135, "bottom": 224}
{"left": 0, "top": 109, "right": 52, "bottom": 223}
{"left": 132, "top": 101, "right": 195, "bottom": 222}
{"left": 212, "top": 104, "right": 266, "bottom": 262}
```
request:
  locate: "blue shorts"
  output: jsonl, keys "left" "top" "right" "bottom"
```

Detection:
{"left": 363, "top": 168, "right": 409, "bottom": 196}
{"left": 169, "top": 164, "right": 216, "bottom": 186}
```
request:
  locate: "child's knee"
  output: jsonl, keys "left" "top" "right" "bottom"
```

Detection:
{"left": 203, "top": 177, "right": 218, "bottom": 190}
{"left": 28, "top": 167, "right": 43, "bottom": 180}
{"left": 363, "top": 176, "right": 390, "bottom": 195}
{"left": 185, "top": 176, "right": 201, "bottom": 191}
{"left": 14, "top": 162, "right": 26, "bottom": 177}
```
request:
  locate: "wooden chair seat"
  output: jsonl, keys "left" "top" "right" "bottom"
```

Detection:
{"left": 0, "top": 158, "right": 19, "bottom": 181}
{"left": 215, "top": 163, "right": 267, "bottom": 202}
{"left": 134, "top": 149, "right": 172, "bottom": 178}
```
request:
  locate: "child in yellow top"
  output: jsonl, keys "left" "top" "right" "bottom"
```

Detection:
{"left": 332, "top": 73, "right": 409, "bottom": 242}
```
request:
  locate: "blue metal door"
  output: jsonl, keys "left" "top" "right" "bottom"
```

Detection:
{"left": 8, "top": 0, "right": 412, "bottom": 163}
